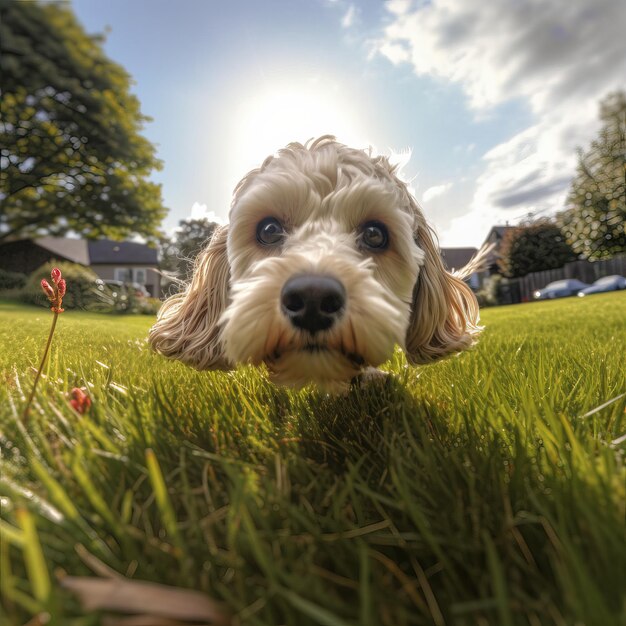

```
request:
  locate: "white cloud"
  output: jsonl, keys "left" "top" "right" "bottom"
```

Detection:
{"left": 386, "top": 0, "right": 413, "bottom": 16}
{"left": 377, "top": 41, "right": 410, "bottom": 64}
{"left": 342, "top": 5, "right": 356, "bottom": 28}
{"left": 377, "top": 0, "right": 626, "bottom": 243}
{"left": 188, "top": 202, "right": 228, "bottom": 225}
{"left": 439, "top": 207, "right": 516, "bottom": 248}
{"left": 422, "top": 182, "right": 452, "bottom": 202}
{"left": 379, "top": 0, "right": 626, "bottom": 111}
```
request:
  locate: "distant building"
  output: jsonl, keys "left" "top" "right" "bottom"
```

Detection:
{"left": 440, "top": 247, "right": 480, "bottom": 289}
{"left": 0, "top": 237, "right": 161, "bottom": 297}
{"left": 481, "top": 225, "right": 515, "bottom": 275}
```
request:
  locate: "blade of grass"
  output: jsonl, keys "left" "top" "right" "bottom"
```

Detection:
{"left": 16, "top": 507, "right": 50, "bottom": 605}
{"left": 145, "top": 448, "right": 185, "bottom": 555}
{"left": 275, "top": 586, "right": 354, "bottom": 626}
{"left": 359, "top": 541, "right": 372, "bottom": 626}
{"left": 483, "top": 531, "right": 514, "bottom": 626}
{"left": 0, "top": 519, "right": 24, "bottom": 548}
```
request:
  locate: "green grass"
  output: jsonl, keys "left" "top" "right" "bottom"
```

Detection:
{"left": 0, "top": 294, "right": 625, "bottom": 626}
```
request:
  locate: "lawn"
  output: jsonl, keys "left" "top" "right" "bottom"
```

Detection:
{"left": 0, "top": 294, "right": 625, "bottom": 626}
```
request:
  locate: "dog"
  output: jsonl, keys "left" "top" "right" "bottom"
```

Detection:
{"left": 149, "top": 136, "right": 486, "bottom": 391}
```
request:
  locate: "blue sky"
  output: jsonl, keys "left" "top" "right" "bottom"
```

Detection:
{"left": 72, "top": 0, "right": 625, "bottom": 247}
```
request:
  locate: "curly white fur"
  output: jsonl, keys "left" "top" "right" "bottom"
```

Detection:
{"left": 149, "top": 136, "right": 484, "bottom": 390}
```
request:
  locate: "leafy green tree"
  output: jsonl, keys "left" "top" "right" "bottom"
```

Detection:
{"left": 0, "top": 0, "right": 166, "bottom": 242}
{"left": 557, "top": 91, "right": 626, "bottom": 260}
{"left": 160, "top": 218, "right": 219, "bottom": 290}
{"left": 498, "top": 220, "right": 577, "bottom": 278}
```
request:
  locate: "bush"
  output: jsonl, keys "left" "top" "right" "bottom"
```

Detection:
{"left": 498, "top": 220, "right": 577, "bottom": 278}
{"left": 138, "top": 297, "right": 162, "bottom": 315}
{"left": 476, "top": 274, "right": 509, "bottom": 307}
{"left": 20, "top": 262, "right": 161, "bottom": 314}
{"left": 20, "top": 261, "right": 109, "bottom": 311}
{"left": 0, "top": 269, "right": 27, "bottom": 291}
{"left": 92, "top": 281, "right": 162, "bottom": 315}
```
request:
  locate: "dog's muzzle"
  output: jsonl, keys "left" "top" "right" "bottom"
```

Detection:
{"left": 280, "top": 274, "right": 345, "bottom": 334}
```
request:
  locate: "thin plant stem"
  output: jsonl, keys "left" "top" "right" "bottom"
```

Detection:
{"left": 23, "top": 311, "right": 59, "bottom": 422}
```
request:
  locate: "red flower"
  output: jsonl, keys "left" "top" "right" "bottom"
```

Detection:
{"left": 41, "top": 279, "right": 55, "bottom": 300}
{"left": 24, "top": 268, "right": 69, "bottom": 421}
{"left": 41, "top": 268, "right": 65, "bottom": 313}
{"left": 69, "top": 387, "right": 91, "bottom": 414}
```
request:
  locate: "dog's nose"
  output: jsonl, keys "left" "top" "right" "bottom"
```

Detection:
{"left": 281, "top": 275, "right": 345, "bottom": 334}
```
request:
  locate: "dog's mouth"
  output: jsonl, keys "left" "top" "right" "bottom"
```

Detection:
{"left": 267, "top": 343, "right": 365, "bottom": 367}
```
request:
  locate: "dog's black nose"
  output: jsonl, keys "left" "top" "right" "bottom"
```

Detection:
{"left": 281, "top": 274, "right": 345, "bottom": 334}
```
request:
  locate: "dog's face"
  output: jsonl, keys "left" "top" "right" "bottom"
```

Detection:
{"left": 149, "top": 137, "right": 481, "bottom": 390}
{"left": 221, "top": 142, "right": 424, "bottom": 388}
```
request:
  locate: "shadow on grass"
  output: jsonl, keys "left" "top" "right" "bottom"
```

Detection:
{"left": 3, "top": 364, "right": 623, "bottom": 625}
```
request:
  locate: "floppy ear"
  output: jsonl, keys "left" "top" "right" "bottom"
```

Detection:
{"left": 149, "top": 225, "right": 231, "bottom": 370}
{"left": 404, "top": 212, "right": 482, "bottom": 364}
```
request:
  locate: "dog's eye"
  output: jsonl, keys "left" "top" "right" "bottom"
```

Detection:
{"left": 256, "top": 217, "right": 285, "bottom": 246}
{"left": 360, "top": 221, "right": 389, "bottom": 250}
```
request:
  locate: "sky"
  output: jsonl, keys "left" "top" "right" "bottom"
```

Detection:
{"left": 72, "top": 0, "right": 626, "bottom": 247}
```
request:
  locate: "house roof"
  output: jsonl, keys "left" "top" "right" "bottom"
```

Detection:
{"left": 35, "top": 237, "right": 90, "bottom": 265}
{"left": 87, "top": 240, "right": 158, "bottom": 264}
{"left": 30, "top": 237, "right": 157, "bottom": 265}
{"left": 482, "top": 226, "right": 515, "bottom": 266}
{"left": 440, "top": 247, "right": 478, "bottom": 272}
{"left": 491, "top": 226, "right": 512, "bottom": 237}
{"left": 484, "top": 225, "right": 514, "bottom": 245}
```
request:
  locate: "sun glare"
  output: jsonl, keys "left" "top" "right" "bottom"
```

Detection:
{"left": 225, "top": 80, "right": 370, "bottom": 189}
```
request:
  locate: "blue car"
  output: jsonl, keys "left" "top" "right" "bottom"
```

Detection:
{"left": 577, "top": 275, "right": 626, "bottom": 296}
{"left": 533, "top": 279, "right": 590, "bottom": 300}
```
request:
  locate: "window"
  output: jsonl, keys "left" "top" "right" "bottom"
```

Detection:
{"left": 114, "top": 268, "right": 149, "bottom": 285}
{"left": 115, "top": 268, "right": 132, "bottom": 282}
{"left": 133, "top": 268, "right": 147, "bottom": 284}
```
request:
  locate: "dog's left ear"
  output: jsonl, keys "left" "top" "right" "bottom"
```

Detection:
{"left": 149, "top": 225, "right": 231, "bottom": 370}
{"left": 404, "top": 212, "right": 481, "bottom": 364}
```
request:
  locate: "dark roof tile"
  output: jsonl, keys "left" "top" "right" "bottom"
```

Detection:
{"left": 87, "top": 240, "right": 158, "bottom": 264}
{"left": 34, "top": 237, "right": 90, "bottom": 265}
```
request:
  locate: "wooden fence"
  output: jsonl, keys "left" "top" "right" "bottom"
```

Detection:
{"left": 499, "top": 254, "right": 626, "bottom": 304}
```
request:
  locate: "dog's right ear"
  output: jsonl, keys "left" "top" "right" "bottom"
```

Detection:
{"left": 149, "top": 225, "right": 231, "bottom": 370}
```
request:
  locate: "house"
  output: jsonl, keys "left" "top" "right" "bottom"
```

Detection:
{"left": 482, "top": 225, "right": 514, "bottom": 274}
{"left": 440, "top": 247, "right": 480, "bottom": 289}
{"left": 0, "top": 237, "right": 161, "bottom": 297}
{"left": 87, "top": 240, "right": 160, "bottom": 297}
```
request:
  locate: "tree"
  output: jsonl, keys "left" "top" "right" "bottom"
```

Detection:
{"left": 160, "top": 218, "right": 219, "bottom": 291}
{"left": 0, "top": 0, "right": 166, "bottom": 242}
{"left": 557, "top": 91, "right": 626, "bottom": 260}
{"left": 498, "top": 220, "right": 576, "bottom": 278}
